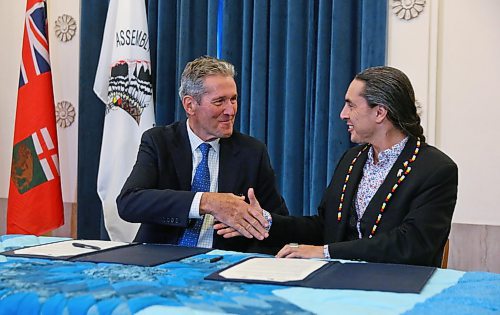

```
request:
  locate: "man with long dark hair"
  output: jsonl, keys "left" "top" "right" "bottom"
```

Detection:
{"left": 217, "top": 66, "right": 457, "bottom": 266}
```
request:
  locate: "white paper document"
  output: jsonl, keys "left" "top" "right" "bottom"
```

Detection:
{"left": 219, "top": 257, "right": 328, "bottom": 282}
{"left": 13, "top": 240, "right": 129, "bottom": 257}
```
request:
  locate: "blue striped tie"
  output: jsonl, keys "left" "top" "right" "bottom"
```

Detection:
{"left": 178, "top": 143, "right": 211, "bottom": 247}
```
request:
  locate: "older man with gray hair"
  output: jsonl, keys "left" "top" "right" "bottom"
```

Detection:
{"left": 118, "top": 56, "right": 287, "bottom": 253}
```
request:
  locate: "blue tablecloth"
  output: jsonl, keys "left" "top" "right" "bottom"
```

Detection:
{"left": 1, "top": 235, "right": 499, "bottom": 314}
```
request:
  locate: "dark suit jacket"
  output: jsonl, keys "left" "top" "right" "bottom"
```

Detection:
{"left": 117, "top": 120, "right": 288, "bottom": 253}
{"left": 267, "top": 137, "right": 458, "bottom": 266}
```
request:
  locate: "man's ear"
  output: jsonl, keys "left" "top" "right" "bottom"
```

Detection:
{"left": 182, "top": 96, "right": 196, "bottom": 116}
{"left": 375, "top": 104, "right": 388, "bottom": 123}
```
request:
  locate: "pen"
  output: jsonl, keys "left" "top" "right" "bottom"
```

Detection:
{"left": 72, "top": 242, "right": 101, "bottom": 251}
{"left": 209, "top": 256, "right": 223, "bottom": 263}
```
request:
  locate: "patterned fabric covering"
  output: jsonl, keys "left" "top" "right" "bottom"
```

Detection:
{"left": 0, "top": 235, "right": 308, "bottom": 314}
{"left": 405, "top": 272, "right": 500, "bottom": 314}
{"left": 1, "top": 235, "right": 499, "bottom": 314}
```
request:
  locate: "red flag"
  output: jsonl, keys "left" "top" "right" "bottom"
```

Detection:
{"left": 7, "top": 0, "right": 64, "bottom": 235}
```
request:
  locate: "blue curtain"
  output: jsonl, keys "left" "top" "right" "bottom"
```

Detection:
{"left": 148, "top": 0, "right": 219, "bottom": 125}
{"left": 219, "top": 0, "right": 386, "bottom": 215}
{"left": 78, "top": 0, "right": 386, "bottom": 238}
{"left": 78, "top": 0, "right": 109, "bottom": 239}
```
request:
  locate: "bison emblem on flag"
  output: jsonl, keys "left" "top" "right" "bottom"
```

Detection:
{"left": 11, "top": 128, "right": 59, "bottom": 194}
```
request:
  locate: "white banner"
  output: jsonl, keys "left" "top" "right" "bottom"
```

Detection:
{"left": 94, "top": 0, "right": 155, "bottom": 242}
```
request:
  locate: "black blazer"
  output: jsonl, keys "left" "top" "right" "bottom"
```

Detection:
{"left": 267, "top": 137, "right": 458, "bottom": 266}
{"left": 117, "top": 120, "right": 288, "bottom": 253}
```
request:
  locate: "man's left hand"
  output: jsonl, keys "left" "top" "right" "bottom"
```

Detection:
{"left": 275, "top": 244, "right": 324, "bottom": 259}
{"left": 214, "top": 223, "right": 240, "bottom": 238}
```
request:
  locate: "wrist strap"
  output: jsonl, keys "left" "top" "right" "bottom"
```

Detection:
{"left": 262, "top": 210, "right": 272, "bottom": 232}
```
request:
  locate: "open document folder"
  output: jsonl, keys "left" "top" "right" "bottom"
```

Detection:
{"left": 11, "top": 240, "right": 128, "bottom": 258}
{"left": 206, "top": 257, "right": 436, "bottom": 293}
{"left": 1, "top": 240, "right": 210, "bottom": 266}
{"left": 219, "top": 257, "right": 328, "bottom": 282}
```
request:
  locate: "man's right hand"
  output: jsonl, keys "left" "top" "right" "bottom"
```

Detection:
{"left": 200, "top": 188, "right": 269, "bottom": 240}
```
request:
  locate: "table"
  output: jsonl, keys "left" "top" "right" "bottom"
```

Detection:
{"left": 1, "top": 235, "right": 499, "bottom": 314}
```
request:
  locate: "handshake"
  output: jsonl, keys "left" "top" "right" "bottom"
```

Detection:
{"left": 200, "top": 188, "right": 269, "bottom": 240}
{"left": 200, "top": 188, "right": 324, "bottom": 259}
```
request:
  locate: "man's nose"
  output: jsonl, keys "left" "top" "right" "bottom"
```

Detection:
{"left": 339, "top": 105, "right": 348, "bottom": 120}
{"left": 223, "top": 101, "right": 236, "bottom": 116}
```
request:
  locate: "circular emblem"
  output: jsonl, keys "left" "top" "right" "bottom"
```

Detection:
{"left": 56, "top": 101, "right": 76, "bottom": 128}
{"left": 54, "top": 14, "right": 77, "bottom": 42}
{"left": 392, "top": 0, "right": 425, "bottom": 20}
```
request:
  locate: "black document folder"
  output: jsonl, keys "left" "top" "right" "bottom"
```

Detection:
{"left": 70, "top": 243, "right": 210, "bottom": 266}
{"left": 1, "top": 242, "right": 210, "bottom": 267}
{"left": 206, "top": 258, "right": 436, "bottom": 293}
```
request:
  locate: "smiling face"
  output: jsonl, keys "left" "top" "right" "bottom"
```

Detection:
{"left": 339, "top": 79, "right": 380, "bottom": 144}
{"left": 183, "top": 75, "right": 238, "bottom": 141}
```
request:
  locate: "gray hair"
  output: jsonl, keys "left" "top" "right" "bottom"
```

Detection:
{"left": 355, "top": 66, "right": 426, "bottom": 142}
{"left": 178, "top": 56, "right": 236, "bottom": 103}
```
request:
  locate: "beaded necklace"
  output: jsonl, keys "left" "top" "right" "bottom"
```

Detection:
{"left": 336, "top": 138, "right": 421, "bottom": 238}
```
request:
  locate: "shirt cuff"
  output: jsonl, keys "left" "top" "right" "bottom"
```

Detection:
{"left": 189, "top": 192, "right": 204, "bottom": 219}
{"left": 262, "top": 209, "right": 272, "bottom": 232}
{"left": 323, "top": 244, "right": 331, "bottom": 259}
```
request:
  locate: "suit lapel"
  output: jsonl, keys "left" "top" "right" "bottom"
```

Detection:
{"left": 169, "top": 120, "right": 193, "bottom": 191}
{"left": 335, "top": 145, "right": 369, "bottom": 241}
{"left": 359, "top": 137, "right": 417, "bottom": 235}
{"left": 218, "top": 136, "right": 240, "bottom": 193}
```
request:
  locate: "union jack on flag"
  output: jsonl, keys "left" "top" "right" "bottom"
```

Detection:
{"left": 19, "top": 0, "right": 50, "bottom": 88}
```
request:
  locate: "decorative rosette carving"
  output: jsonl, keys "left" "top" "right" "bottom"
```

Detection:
{"left": 392, "top": 0, "right": 425, "bottom": 20}
{"left": 55, "top": 14, "right": 77, "bottom": 42}
{"left": 56, "top": 101, "right": 76, "bottom": 128}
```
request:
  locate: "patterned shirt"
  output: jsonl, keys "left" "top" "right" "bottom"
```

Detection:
{"left": 354, "top": 137, "right": 408, "bottom": 238}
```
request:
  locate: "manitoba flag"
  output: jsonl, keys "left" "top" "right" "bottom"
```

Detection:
{"left": 7, "top": 0, "right": 64, "bottom": 235}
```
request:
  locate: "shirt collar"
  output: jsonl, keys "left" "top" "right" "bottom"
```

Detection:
{"left": 186, "top": 119, "right": 220, "bottom": 154}
{"left": 367, "top": 136, "right": 409, "bottom": 165}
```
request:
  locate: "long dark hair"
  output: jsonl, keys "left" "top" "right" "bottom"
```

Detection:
{"left": 355, "top": 66, "right": 426, "bottom": 142}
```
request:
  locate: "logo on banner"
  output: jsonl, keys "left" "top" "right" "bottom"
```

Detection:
{"left": 106, "top": 60, "right": 153, "bottom": 125}
{"left": 11, "top": 127, "right": 60, "bottom": 194}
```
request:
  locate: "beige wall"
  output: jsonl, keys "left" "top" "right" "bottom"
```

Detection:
{"left": 437, "top": 0, "right": 500, "bottom": 225}
{"left": 388, "top": 0, "right": 500, "bottom": 226}
{"left": 0, "top": 0, "right": 24, "bottom": 199}
{"left": 0, "top": 0, "right": 25, "bottom": 235}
